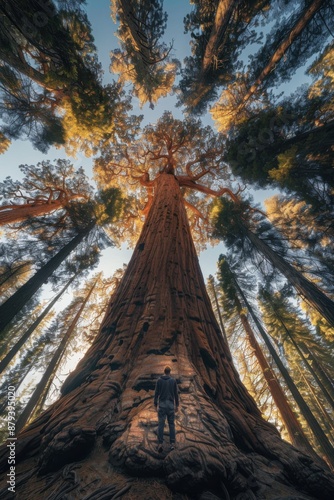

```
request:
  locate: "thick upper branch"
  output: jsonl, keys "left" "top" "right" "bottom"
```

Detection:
{"left": 177, "top": 176, "right": 239, "bottom": 202}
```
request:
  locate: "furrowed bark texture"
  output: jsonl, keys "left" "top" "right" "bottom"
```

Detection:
{"left": 1, "top": 173, "right": 334, "bottom": 499}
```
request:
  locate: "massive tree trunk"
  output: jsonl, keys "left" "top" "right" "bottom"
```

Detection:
{"left": 0, "top": 222, "right": 95, "bottom": 334}
{"left": 0, "top": 173, "right": 333, "bottom": 499}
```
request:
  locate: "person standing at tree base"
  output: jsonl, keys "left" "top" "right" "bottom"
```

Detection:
{"left": 154, "top": 366, "right": 179, "bottom": 452}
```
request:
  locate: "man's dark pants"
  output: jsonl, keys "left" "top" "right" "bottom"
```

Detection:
{"left": 157, "top": 400, "right": 175, "bottom": 444}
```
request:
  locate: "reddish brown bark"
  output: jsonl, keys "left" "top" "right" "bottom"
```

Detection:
{"left": 0, "top": 173, "right": 333, "bottom": 499}
{"left": 0, "top": 200, "right": 63, "bottom": 226}
{"left": 242, "top": 0, "right": 325, "bottom": 105}
{"left": 238, "top": 305, "right": 317, "bottom": 457}
{"left": 201, "top": 0, "right": 239, "bottom": 77}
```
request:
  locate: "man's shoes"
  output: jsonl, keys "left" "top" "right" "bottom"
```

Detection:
{"left": 170, "top": 443, "right": 175, "bottom": 450}
{"left": 157, "top": 443, "right": 163, "bottom": 453}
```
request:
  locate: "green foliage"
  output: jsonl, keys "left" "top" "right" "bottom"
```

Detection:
{"left": 249, "top": 2, "right": 334, "bottom": 89}
{"left": 224, "top": 90, "right": 334, "bottom": 210}
{"left": 178, "top": 0, "right": 271, "bottom": 114}
{"left": 0, "top": 0, "right": 133, "bottom": 154}
{"left": 97, "top": 187, "right": 126, "bottom": 223}
{"left": 110, "top": 0, "right": 179, "bottom": 107}
{"left": 0, "top": 66, "right": 66, "bottom": 151}
{"left": 217, "top": 254, "right": 238, "bottom": 305}
{"left": 211, "top": 197, "right": 250, "bottom": 246}
{"left": 0, "top": 159, "right": 94, "bottom": 241}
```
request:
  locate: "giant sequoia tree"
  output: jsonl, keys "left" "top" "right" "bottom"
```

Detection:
{"left": 1, "top": 116, "right": 334, "bottom": 499}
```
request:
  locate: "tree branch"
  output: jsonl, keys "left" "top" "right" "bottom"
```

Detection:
{"left": 177, "top": 177, "right": 239, "bottom": 202}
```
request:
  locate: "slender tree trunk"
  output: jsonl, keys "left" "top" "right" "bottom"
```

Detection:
{"left": 0, "top": 48, "right": 50, "bottom": 89}
{"left": 235, "top": 295, "right": 317, "bottom": 456}
{"left": 0, "top": 174, "right": 333, "bottom": 499}
{"left": 269, "top": 304, "right": 334, "bottom": 412}
{"left": 201, "top": 0, "right": 239, "bottom": 77}
{"left": 242, "top": 0, "right": 326, "bottom": 105}
{"left": 207, "top": 275, "right": 228, "bottom": 342}
{"left": 235, "top": 278, "right": 334, "bottom": 467}
{"left": 190, "top": 0, "right": 240, "bottom": 109}
{"left": 15, "top": 279, "right": 97, "bottom": 433}
{"left": 296, "top": 368, "right": 334, "bottom": 438}
{"left": 245, "top": 228, "right": 334, "bottom": 328}
{"left": 0, "top": 222, "right": 95, "bottom": 334}
{"left": 0, "top": 2, "right": 69, "bottom": 93}
{"left": 303, "top": 345, "right": 334, "bottom": 403}
{"left": 0, "top": 368, "right": 30, "bottom": 416}
{"left": 0, "top": 275, "right": 75, "bottom": 374}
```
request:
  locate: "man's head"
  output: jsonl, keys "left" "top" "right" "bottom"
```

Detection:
{"left": 164, "top": 366, "right": 171, "bottom": 375}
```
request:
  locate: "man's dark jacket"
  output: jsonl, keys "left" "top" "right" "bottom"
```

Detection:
{"left": 154, "top": 375, "right": 179, "bottom": 407}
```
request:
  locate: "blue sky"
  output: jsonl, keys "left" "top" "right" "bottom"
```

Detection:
{"left": 0, "top": 0, "right": 283, "bottom": 280}
{"left": 0, "top": 0, "right": 227, "bottom": 280}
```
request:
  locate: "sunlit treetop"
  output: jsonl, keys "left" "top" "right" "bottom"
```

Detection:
{"left": 0, "top": 0, "right": 140, "bottom": 155}
{"left": 210, "top": 76, "right": 269, "bottom": 134}
{"left": 0, "top": 159, "right": 93, "bottom": 206}
{"left": 178, "top": 0, "right": 272, "bottom": 115}
{"left": 308, "top": 41, "right": 334, "bottom": 120}
{"left": 94, "top": 111, "right": 241, "bottom": 247}
{"left": 0, "top": 132, "right": 11, "bottom": 154}
{"left": 61, "top": 83, "right": 143, "bottom": 157}
{"left": 0, "top": 159, "right": 93, "bottom": 212}
{"left": 110, "top": 0, "right": 179, "bottom": 108}
{"left": 299, "top": 299, "right": 334, "bottom": 343}
{"left": 0, "top": 159, "right": 95, "bottom": 240}
{"left": 210, "top": 0, "right": 333, "bottom": 133}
